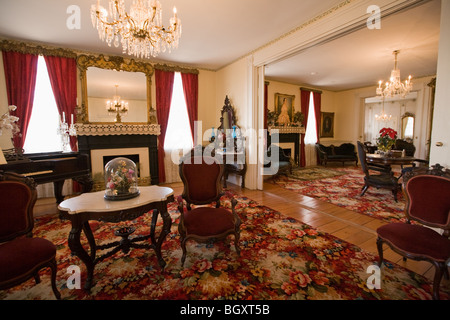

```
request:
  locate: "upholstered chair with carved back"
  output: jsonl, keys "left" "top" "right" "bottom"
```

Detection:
{"left": 177, "top": 147, "right": 241, "bottom": 267}
{"left": 376, "top": 164, "right": 450, "bottom": 300}
{"left": 0, "top": 171, "right": 60, "bottom": 299}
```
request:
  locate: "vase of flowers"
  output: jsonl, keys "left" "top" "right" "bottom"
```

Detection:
{"left": 0, "top": 105, "right": 20, "bottom": 137}
{"left": 104, "top": 157, "right": 140, "bottom": 200}
{"left": 376, "top": 127, "right": 397, "bottom": 153}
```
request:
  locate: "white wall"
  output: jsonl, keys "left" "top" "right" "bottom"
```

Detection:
{"left": 333, "top": 76, "right": 434, "bottom": 160}
{"left": 215, "top": 57, "right": 253, "bottom": 188}
{"left": 430, "top": 0, "right": 450, "bottom": 167}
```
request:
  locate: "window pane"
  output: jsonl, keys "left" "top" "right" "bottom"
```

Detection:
{"left": 23, "top": 56, "right": 62, "bottom": 153}
{"left": 163, "top": 72, "right": 193, "bottom": 150}
{"left": 304, "top": 92, "right": 318, "bottom": 144}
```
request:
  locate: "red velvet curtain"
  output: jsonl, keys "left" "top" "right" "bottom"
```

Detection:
{"left": 155, "top": 69, "right": 175, "bottom": 183}
{"left": 264, "top": 82, "right": 268, "bottom": 129}
{"left": 44, "top": 55, "right": 78, "bottom": 151}
{"left": 180, "top": 72, "right": 198, "bottom": 145}
{"left": 2, "top": 51, "right": 38, "bottom": 150}
{"left": 300, "top": 89, "right": 311, "bottom": 167}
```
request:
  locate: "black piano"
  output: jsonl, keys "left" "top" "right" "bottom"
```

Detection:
{"left": 0, "top": 151, "right": 93, "bottom": 203}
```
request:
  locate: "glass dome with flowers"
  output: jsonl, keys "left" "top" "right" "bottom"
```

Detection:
{"left": 104, "top": 157, "right": 139, "bottom": 200}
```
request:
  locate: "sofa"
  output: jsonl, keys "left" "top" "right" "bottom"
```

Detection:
{"left": 315, "top": 143, "right": 358, "bottom": 166}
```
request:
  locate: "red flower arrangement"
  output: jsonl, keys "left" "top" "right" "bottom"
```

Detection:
{"left": 377, "top": 127, "right": 397, "bottom": 152}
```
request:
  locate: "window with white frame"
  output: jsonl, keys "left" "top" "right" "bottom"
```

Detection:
{"left": 304, "top": 92, "right": 318, "bottom": 144}
{"left": 163, "top": 72, "right": 193, "bottom": 183}
{"left": 23, "top": 56, "right": 62, "bottom": 153}
{"left": 163, "top": 72, "right": 193, "bottom": 151}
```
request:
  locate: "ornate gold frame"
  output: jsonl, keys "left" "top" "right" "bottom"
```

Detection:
{"left": 77, "top": 54, "right": 155, "bottom": 124}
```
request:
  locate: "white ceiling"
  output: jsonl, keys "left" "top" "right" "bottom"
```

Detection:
{"left": 265, "top": 0, "right": 441, "bottom": 91}
{"left": 0, "top": 0, "right": 442, "bottom": 91}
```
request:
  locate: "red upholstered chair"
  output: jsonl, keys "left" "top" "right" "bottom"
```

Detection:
{"left": 0, "top": 171, "right": 60, "bottom": 299}
{"left": 177, "top": 147, "right": 241, "bottom": 266}
{"left": 376, "top": 164, "right": 450, "bottom": 300}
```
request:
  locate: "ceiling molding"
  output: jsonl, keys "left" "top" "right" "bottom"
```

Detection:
{"left": 253, "top": 0, "right": 432, "bottom": 67}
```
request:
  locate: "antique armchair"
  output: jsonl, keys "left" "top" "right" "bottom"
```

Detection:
{"left": 356, "top": 141, "right": 401, "bottom": 201}
{"left": 0, "top": 171, "right": 60, "bottom": 299}
{"left": 177, "top": 147, "right": 241, "bottom": 266}
{"left": 376, "top": 164, "right": 450, "bottom": 300}
{"left": 263, "top": 144, "right": 292, "bottom": 177}
{"left": 393, "top": 139, "right": 429, "bottom": 173}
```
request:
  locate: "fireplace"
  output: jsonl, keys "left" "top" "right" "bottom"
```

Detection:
{"left": 91, "top": 148, "right": 150, "bottom": 179}
{"left": 76, "top": 123, "right": 160, "bottom": 185}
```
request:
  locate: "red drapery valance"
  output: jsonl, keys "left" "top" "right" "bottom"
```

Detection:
{"left": 155, "top": 69, "right": 175, "bottom": 183}
{"left": 44, "top": 55, "right": 78, "bottom": 151}
{"left": 2, "top": 51, "right": 38, "bottom": 150}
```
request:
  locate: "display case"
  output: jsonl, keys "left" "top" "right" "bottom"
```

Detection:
{"left": 104, "top": 157, "right": 140, "bottom": 200}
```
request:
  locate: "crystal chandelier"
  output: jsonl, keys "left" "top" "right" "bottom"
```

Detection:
{"left": 91, "top": 0, "right": 182, "bottom": 59}
{"left": 376, "top": 50, "right": 412, "bottom": 98}
{"left": 375, "top": 98, "right": 392, "bottom": 122}
{"left": 106, "top": 85, "right": 129, "bottom": 122}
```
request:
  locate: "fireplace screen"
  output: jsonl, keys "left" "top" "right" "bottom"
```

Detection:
{"left": 104, "top": 157, "right": 140, "bottom": 200}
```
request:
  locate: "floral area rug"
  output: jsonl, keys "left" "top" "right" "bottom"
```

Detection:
{"left": 273, "top": 167, "right": 408, "bottom": 224}
{"left": 287, "top": 167, "right": 347, "bottom": 181}
{"left": 1, "top": 191, "right": 447, "bottom": 301}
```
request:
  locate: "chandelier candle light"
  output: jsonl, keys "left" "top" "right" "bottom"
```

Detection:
{"left": 58, "top": 112, "right": 77, "bottom": 152}
{"left": 91, "top": 0, "right": 182, "bottom": 59}
{"left": 375, "top": 98, "right": 392, "bottom": 122}
{"left": 107, "top": 84, "right": 129, "bottom": 123}
{"left": 376, "top": 50, "right": 413, "bottom": 99}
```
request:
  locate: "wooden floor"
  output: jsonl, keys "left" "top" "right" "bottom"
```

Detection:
{"left": 34, "top": 176, "right": 448, "bottom": 284}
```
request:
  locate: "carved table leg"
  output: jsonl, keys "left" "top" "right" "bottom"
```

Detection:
{"left": 153, "top": 203, "right": 172, "bottom": 269}
{"left": 68, "top": 223, "right": 96, "bottom": 291}
{"left": 82, "top": 221, "right": 97, "bottom": 260}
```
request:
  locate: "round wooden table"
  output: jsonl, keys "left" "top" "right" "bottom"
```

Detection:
{"left": 58, "top": 185, "right": 174, "bottom": 291}
{"left": 366, "top": 153, "right": 417, "bottom": 166}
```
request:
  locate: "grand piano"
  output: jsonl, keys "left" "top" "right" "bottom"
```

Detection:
{"left": 0, "top": 151, "right": 93, "bottom": 203}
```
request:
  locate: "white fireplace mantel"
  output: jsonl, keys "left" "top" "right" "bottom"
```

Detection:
{"left": 74, "top": 123, "right": 160, "bottom": 136}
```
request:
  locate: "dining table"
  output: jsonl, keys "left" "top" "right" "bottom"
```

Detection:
{"left": 365, "top": 153, "right": 418, "bottom": 178}
{"left": 366, "top": 153, "right": 417, "bottom": 167}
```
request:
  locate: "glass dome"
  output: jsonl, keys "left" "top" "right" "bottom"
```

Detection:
{"left": 104, "top": 157, "right": 140, "bottom": 200}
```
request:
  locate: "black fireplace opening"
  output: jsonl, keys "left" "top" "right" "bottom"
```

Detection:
{"left": 103, "top": 154, "right": 141, "bottom": 177}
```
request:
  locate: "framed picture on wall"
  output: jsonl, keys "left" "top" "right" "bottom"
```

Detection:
{"left": 320, "top": 112, "right": 334, "bottom": 138}
{"left": 274, "top": 93, "right": 295, "bottom": 126}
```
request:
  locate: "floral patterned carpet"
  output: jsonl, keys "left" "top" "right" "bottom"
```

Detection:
{"left": 273, "top": 166, "right": 409, "bottom": 224}
{"left": 1, "top": 190, "right": 448, "bottom": 300}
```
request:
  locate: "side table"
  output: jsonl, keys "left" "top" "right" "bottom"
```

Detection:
{"left": 58, "top": 185, "right": 174, "bottom": 291}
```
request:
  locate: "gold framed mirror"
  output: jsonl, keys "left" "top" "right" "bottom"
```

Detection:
{"left": 77, "top": 54, "right": 155, "bottom": 124}
{"left": 218, "top": 96, "right": 237, "bottom": 131}
{"left": 401, "top": 112, "right": 415, "bottom": 140}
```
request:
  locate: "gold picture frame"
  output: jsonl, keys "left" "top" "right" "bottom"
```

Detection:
{"left": 274, "top": 93, "right": 295, "bottom": 126}
{"left": 320, "top": 112, "right": 334, "bottom": 138}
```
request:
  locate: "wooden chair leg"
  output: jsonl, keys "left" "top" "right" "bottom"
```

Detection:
{"left": 49, "top": 259, "right": 61, "bottom": 300}
{"left": 392, "top": 189, "right": 398, "bottom": 202}
{"left": 234, "top": 232, "right": 241, "bottom": 256}
{"left": 431, "top": 262, "right": 445, "bottom": 300}
{"left": 34, "top": 273, "right": 41, "bottom": 284}
{"left": 361, "top": 185, "right": 369, "bottom": 197}
{"left": 376, "top": 237, "right": 384, "bottom": 267}
{"left": 181, "top": 238, "right": 187, "bottom": 267}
